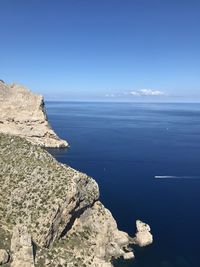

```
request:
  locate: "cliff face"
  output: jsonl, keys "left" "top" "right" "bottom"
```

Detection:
{"left": 0, "top": 82, "right": 68, "bottom": 148}
{"left": 0, "top": 134, "right": 133, "bottom": 267}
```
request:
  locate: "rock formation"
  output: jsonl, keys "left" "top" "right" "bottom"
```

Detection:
{"left": 133, "top": 220, "right": 153, "bottom": 247}
{"left": 0, "top": 81, "right": 68, "bottom": 148}
{"left": 0, "top": 249, "right": 9, "bottom": 265}
{"left": 11, "top": 226, "right": 34, "bottom": 267}
{"left": 0, "top": 83, "right": 152, "bottom": 266}
{"left": 0, "top": 134, "right": 134, "bottom": 266}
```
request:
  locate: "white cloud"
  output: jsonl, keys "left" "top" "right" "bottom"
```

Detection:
{"left": 105, "top": 89, "right": 166, "bottom": 98}
{"left": 129, "top": 89, "right": 166, "bottom": 96}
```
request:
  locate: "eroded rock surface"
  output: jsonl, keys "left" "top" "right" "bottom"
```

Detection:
{"left": 0, "top": 82, "right": 151, "bottom": 265}
{"left": 0, "top": 249, "right": 9, "bottom": 265}
{"left": 0, "top": 134, "right": 133, "bottom": 266}
{"left": 0, "top": 134, "right": 98, "bottom": 248}
{"left": 0, "top": 82, "right": 68, "bottom": 147}
{"left": 133, "top": 220, "right": 153, "bottom": 247}
{"left": 11, "top": 226, "right": 34, "bottom": 267}
{"left": 54, "top": 201, "right": 135, "bottom": 266}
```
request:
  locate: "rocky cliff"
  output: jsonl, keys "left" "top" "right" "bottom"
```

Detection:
{"left": 0, "top": 83, "right": 152, "bottom": 266}
{"left": 0, "top": 134, "right": 134, "bottom": 267}
{"left": 0, "top": 82, "right": 68, "bottom": 148}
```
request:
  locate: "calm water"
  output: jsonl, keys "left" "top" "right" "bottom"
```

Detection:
{"left": 46, "top": 102, "right": 200, "bottom": 267}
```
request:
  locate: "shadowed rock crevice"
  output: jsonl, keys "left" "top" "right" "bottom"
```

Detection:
{"left": 60, "top": 200, "right": 96, "bottom": 239}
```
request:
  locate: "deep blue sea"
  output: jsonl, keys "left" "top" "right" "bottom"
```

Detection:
{"left": 46, "top": 102, "right": 200, "bottom": 267}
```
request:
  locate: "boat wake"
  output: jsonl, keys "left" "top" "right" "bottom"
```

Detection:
{"left": 155, "top": 175, "right": 200, "bottom": 179}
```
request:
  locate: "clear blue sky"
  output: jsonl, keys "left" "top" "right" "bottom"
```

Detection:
{"left": 1, "top": 0, "right": 200, "bottom": 101}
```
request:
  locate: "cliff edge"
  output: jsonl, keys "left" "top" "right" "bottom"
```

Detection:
{"left": 0, "top": 82, "right": 153, "bottom": 266}
{"left": 0, "top": 134, "right": 133, "bottom": 267}
{"left": 0, "top": 81, "right": 68, "bottom": 148}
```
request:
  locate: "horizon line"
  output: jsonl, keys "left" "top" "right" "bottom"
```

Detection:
{"left": 45, "top": 99, "right": 200, "bottom": 104}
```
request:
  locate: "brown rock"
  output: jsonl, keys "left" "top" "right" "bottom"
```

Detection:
{"left": 0, "top": 81, "right": 68, "bottom": 147}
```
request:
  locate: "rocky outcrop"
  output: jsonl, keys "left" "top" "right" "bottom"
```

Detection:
{"left": 0, "top": 134, "right": 98, "bottom": 248}
{"left": 133, "top": 220, "right": 153, "bottom": 247}
{"left": 0, "top": 134, "right": 133, "bottom": 266}
{"left": 0, "top": 83, "right": 152, "bottom": 266}
{"left": 0, "top": 81, "right": 68, "bottom": 147}
{"left": 56, "top": 201, "right": 135, "bottom": 266}
{"left": 0, "top": 249, "right": 9, "bottom": 265}
{"left": 11, "top": 226, "right": 34, "bottom": 267}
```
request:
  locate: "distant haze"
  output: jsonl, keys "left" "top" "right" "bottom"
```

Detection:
{"left": 1, "top": 0, "right": 200, "bottom": 101}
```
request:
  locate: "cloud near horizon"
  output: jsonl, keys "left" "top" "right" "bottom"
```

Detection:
{"left": 128, "top": 89, "right": 166, "bottom": 96}
{"left": 106, "top": 89, "right": 166, "bottom": 98}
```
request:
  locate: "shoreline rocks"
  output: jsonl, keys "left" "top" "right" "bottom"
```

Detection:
{"left": 133, "top": 220, "right": 153, "bottom": 247}
{"left": 0, "top": 81, "right": 68, "bottom": 148}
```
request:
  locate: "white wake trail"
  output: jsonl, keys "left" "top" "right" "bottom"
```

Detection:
{"left": 155, "top": 176, "right": 200, "bottom": 179}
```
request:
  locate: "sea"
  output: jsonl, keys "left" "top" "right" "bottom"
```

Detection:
{"left": 46, "top": 101, "right": 200, "bottom": 267}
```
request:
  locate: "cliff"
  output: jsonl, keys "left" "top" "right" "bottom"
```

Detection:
{"left": 0, "top": 134, "right": 134, "bottom": 266}
{"left": 0, "top": 82, "right": 152, "bottom": 266}
{"left": 0, "top": 82, "right": 68, "bottom": 148}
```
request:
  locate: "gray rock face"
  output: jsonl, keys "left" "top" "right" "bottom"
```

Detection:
{"left": 0, "top": 249, "right": 9, "bottom": 265}
{"left": 0, "top": 82, "right": 68, "bottom": 147}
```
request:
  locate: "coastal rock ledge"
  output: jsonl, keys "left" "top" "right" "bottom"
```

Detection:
{"left": 0, "top": 81, "right": 68, "bottom": 148}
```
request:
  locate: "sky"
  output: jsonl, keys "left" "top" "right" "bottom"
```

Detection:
{"left": 0, "top": 0, "right": 200, "bottom": 101}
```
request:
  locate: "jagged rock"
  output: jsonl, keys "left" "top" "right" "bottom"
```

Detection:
{"left": 10, "top": 226, "right": 34, "bottom": 267}
{"left": 123, "top": 252, "right": 135, "bottom": 260}
{"left": 0, "top": 81, "right": 68, "bottom": 147}
{"left": 0, "top": 134, "right": 135, "bottom": 266}
{"left": 0, "top": 82, "right": 147, "bottom": 266}
{"left": 133, "top": 220, "right": 153, "bottom": 247}
{"left": 0, "top": 249, "right": 9, "bottom": 265}
{"left": 56, "top": 201, "right": 135, "bottom": 266}
{"left": 0, "top": 134, "right": 99, "bottom": 248}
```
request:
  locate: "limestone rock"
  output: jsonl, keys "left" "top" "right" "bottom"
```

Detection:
{"left": 0, "top": 81, "right": 148, "bottom": 266}
{"left": 0, "top": 134, "right": 134, "bottom": 266}
{"left": 123, "top": 252, "right": 135, "bottom": 260}
{"left": 0, "top": 134, "right": 99, "bottom": 248}
{"left": 10, "top": 226, "right": 34, "bottom": 267}
{"left": 0, "top": 81, "right": 68, "bottom": 147}
{"left": 44, "top": 258, "right": 51, "bottom": 265}
{"left": 133, "top": 220, "right": 153, "bottom": 247}
{"left": 55, "top": 201, "right": 134, "bottom": 266}
{"left": 0, "top": 249, "right": 9, "bottom": 265}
